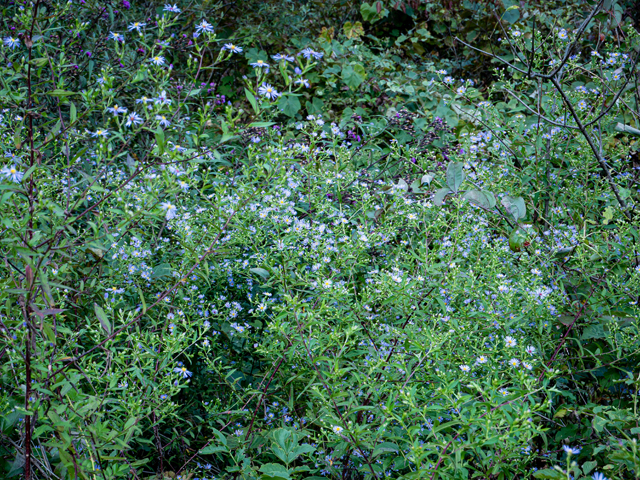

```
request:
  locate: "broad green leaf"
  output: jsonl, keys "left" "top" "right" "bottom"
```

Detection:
{"left": 434, "top": 187, "right": 451, "bottom": 206}
{"left": 200, "top": 445, "right": 228, "bottom": 455}
{"left": 463, "top": 190, "right": 495, "bottom": 209}
{"left": 372, "top": 442, "right": 399, "bottom": 457}
{"left": 250, "top": 267, "right": 270, "bottom": 279}
{"left": 446, "top": 162, "right": 465, "bottom": 193}
{"left": 342, "top": 64, "right": 365, "bottom": 89}
{"left": 278, "top": 95, "right": 301, "bottom": 117}
{"left": 259, "top": 463, "right": 291, "bottom": 480}
{"left": 306, "top": 96, "right": 324, "bottom": 115}
{"left": 533, "top": 468, "right": 565, "bottom": 479}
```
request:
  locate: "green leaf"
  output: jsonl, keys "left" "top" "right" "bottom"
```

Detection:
{"left": 94, "top": 303, "right": 111, "bottom": 335}
{"left": 592, "top": 416, "right": 607, "bottom": 433}
{"left": 533, "top": 468, "right": 565, "bottom": 479}
{"left": 6, "top": 453, "right": 25, "bottom": 478}
{"left": 501, "top": 195, "right": 526, "bottom": 220}
{"left": 211, "top": 428, "right": 227, "bottom": 446}
{"left": 614, "top": 122, "right": 640, "bottom": 136}
{"left": 248, "top": 122, "right": 276, "bottom": 128}
{"left": 278, "top": 95, "right": 301, "bottom": 117}
{"left": 306, "top": 97, "right": 324, "bottom": 115}
{"left": 360, "top": 2, "right": 377, "bottom": 22}
{"left": 137, "top": 286, "right": 147, "bottom": 314}
{"left": 421, "top": 173, "right": 435, "bottom": 185}
{"left": 259, "top": 463, "right": 291, "bottom": 480}
{"left": 582, "top": 324, "right": 606, "bottom": 340}
{"left": 273, "top": 428, "right": 291, "bottom": 449}
{"left": 200, "top": 445, "right": 228, "bottom": 455}
{"left": 155, "top": 128, "right": 165, "bottom": 155}
{"left": 582, "top": 460, "right": 598, "bottom": 475}
{"left": 70, "top": 102, "right": 77, "bottom": 123}
{"left": 291, "top": 444, "right": 315, "bottom": 457}
{"left": 372, "top": 442, "right": 399, "bottom": 457}
{"left": 434, "top": 187, "right": 451, "bottom": 206}
{"left": 245, "top": 88, "right": 260, "bottom": 115}
{"left": 462, "top": 190, "right": 494, "bottom": 208}
{"left": 502, "top": 6, "right": 520, "bottom": 23}
{"left": 250, "top": 267, "right": 270, "bottom": 279}
{"left": 46, "top": 89, "right": 77, "bottom": 97}
{"left": 446, "top": 162, "right": 465, "bottom": 193}
{"left": 151, "top": 263, "right": 172, "bottom": 279}
{"left": 342, "top": 64, "right": 365, "bottom": 89}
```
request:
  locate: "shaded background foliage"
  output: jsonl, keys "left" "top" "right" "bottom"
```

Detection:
{"left": 1, "top": 0, "right": 640, "bottom": 479}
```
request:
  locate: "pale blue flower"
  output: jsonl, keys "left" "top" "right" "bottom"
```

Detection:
{"left": 222, "top": 43, "right": 243, "bottom": 53}
{"left": 128, "top": 21, "right": 146, "bottom": 32}
{"left": 258, "top": 83, "right": 280, "bottom": 100}
{"left": 195, "top": 20, "right": 214, "bottom": 34}
{"left": 174, "top": 366, "right": 192, "bottom": 378}
{"left": 1, "top": 165, "right": 24, "bottom": 183}
{"left": 3, "top": 37, "right": 21, "bottom": 49}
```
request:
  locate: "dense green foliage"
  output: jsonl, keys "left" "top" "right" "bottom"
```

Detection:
{"left": 1, "top": 0, "right": 640, "bottom": 479}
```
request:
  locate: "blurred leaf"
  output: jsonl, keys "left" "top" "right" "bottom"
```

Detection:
{"left": 250, "top": 267, "right": 270, "bottom": 279}
{"left": 446, "top": 162, "right": 465, "bottom": 193}
{"left": 434, "top": 187, "right": 451, "bottom": 206}
{"left": 614, "top": 123, "right": 640, "bottom": 136}
{"left": 372, "top": 442, "right": 399, "bottom": 457}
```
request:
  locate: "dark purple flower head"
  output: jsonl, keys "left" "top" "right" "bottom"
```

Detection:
{"left": 122, "top": 0, "right": 131, "bottom": 8}
{"left": 86, "top": 51, "right": 92, "bottom": 57}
